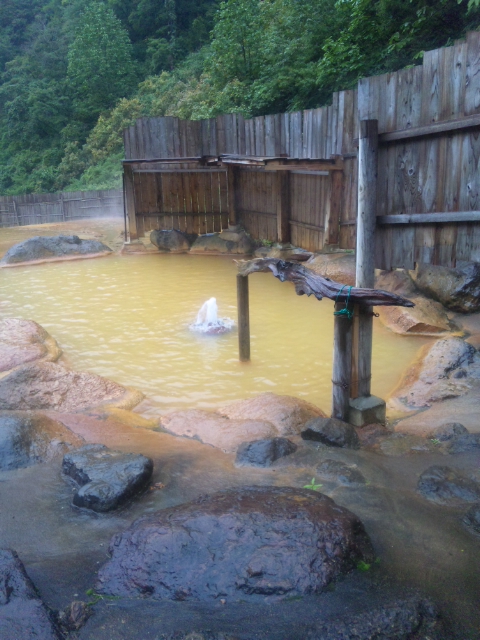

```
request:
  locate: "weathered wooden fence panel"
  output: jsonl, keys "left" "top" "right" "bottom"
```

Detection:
{"left": 0, "top": 189, "right": 123, "bottom": 228}
{"left": 123, "top": 32, "right": 480, "bottom": 266}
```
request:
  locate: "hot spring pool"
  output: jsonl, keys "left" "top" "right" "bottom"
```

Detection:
{"left": 0, "top": 253, "right": 430, "bottom": 415}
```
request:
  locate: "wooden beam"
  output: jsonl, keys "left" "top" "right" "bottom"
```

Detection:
{"left": 132, "top": 169, "right": 226, "bottom": 174}
{"left": 227, "top": 166, "right": 238, "bottom": 226}
{"left": 327, "top": 166, "right": 343, "bottom": 244}
{"left": 276, "top": 171, "right": 290, "bottom": 243}
{"left": 265, "top": 161, "right": 343, "bottom": 172}
{"left": 377, "top": 211, "right": 480, "bottom": 224}
{"left": 237, "top": 274, "right": 250, "bottom": 362}
{"left": 378, "top": 113, "right": 480, "bottom": 144}
{"left": 356, "top": 119, "right": 379, "bottom": 399}
{"left": 123, "top": 165, "right": 137, "bottom": 241}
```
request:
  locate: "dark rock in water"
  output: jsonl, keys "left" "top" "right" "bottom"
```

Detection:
{"left": 417, "top": 465, "right": 480, "bottom": 506}
{"left": 306, "top": 595, "right": 441, "bottom": 640}
{"left": 0, "top": 548, "right": 61, "bottom": 639}
{"left": 0, "top": 411, "right": 84, "bottom": 470}
{"left": 63, "top": 444, "right": 153, "bottom": 512}
{"left": 57, "top": 600, "right": 91, "bottom": 632}
{"left": 316, "top": 459, "right": 366, "bottom": 485}
{"left": 462, "top": 504, "right": 480, "bottom": 536}
{"left": 431, "top": 422, "right": 468, "bottom": 441}
{"left": 0, "top": 235, "right": 111, "bottom": 265}
{"left": 96, "top": 486, "right": 374, "bottom": 601}
{"left": 444, "top": 433, "right": 480, "bottom": 454}
{"left": 190, "top": 230, "right": 255, "bottom": 255}
{"left": 415, "top": 261, "right": 480, "bottom": 313}
{"left": 150, "top": 229, "right": 195, "bottom": 253}
{"left": 235, "top": 437, "right": 297, "bottom": 467}
{"left": 301, "top": 417, "right": 360, "bottom": 449}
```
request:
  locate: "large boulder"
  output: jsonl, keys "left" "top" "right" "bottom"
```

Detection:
{"left": 0, "top": 361, "right": 143, "bottom": 412}
{"left": 0, "top": 318, "right": 62, "bottom": 372}
{"left": 377, "top": 296, "right": 451, "bottom": 336}
{"left": 417, "top": 466, "right": 480, "bottom": 506}
{"left": 0, "top": 549, "right": 61, "bottom": 640}
{"left": 0, "top": 235, "right": 111, "bottom": 266}
{"left": 150, "top": 229, "right": 195, "bottom": 253}
{"left": 254, "top": 244, "right": 313, "bottom": 261}
{"left": 218, "top": 393, "right": 326, "bottom": 435}
{"left": 96, "top": 486, "right": 374, "bottom": 602}
{"left": 0, "top": 411, "right": 84, "bottom": 470}
{"left": 301, "top": 417, "right": 360, "bottom": 449}
{"left": 414, "top": 261, "right": 480, "bottom": 313}
{"left": 63, "top": 444, "right": 153, "bottom": 512}
{"left": 161, "top": 409, "right": 277, "bottom": 453}
{"left": 388, "top": 337, "right": 480, "bottom": 411}
{"left": 305, "top": 253, "right": 356, "bottom": 286}
{"left": 235, "top": 437, "right": 297, "bottom": 467}
{"left": 190, "top": 229, "right": 255, "bottom": 255}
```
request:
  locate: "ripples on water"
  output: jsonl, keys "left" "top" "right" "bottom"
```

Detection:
{"left": 0, "top": 254, "right": 430, "bottom": 414}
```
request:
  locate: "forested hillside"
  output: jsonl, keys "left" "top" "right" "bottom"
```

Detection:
{"left": 0, "top": 0, "right": 479, "bottom": 195}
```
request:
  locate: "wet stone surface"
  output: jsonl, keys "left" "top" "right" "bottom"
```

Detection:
{"left": 235, "top": 437, "right": 297, "bottom": 467}
{"left": 0, "top": 234, "right": 111, "bottom": 265}
{"left": 301, "top": 417, "right": 360, "bottom": 449}
{"left": 417, "top": 465, "right": 480, "bottom": 506}
{"left": 0, "top": 411, "right": 84, "bottom": 470}
{"left": 63, "top": 444, "right": 153, "bottom": 512}
{"left": 462, "top": 504, "right": 480, "bottom": 536}
{"left": 316, "top": 459, "right": 366, "bottom": 485}
{"left": 0, "top": 549, "right": 61, "bottom": 640}
{"left": 96, "top": 486, "right": 374, "bottom": 602}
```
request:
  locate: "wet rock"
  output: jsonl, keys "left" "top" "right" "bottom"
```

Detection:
{"left": 0, "top": 411, "right": 84, "bottom": 470}
{"left": 0, "top": 235, "right": 111, "bottom": 266}
{"left": 161, "top": 409, "right": 277, "bottom": 453}
{"left": 0, "top": 361, "right": 143, "bottom": 412}
{"left": 379, "top": 433, "right": 436, "bottom": 457}
{"left": 219, "top": 393, "right": 326, "bottom": 436}
{"left": 0, "top": 318, "right": 62, "bottom": 373}
{"left": 63, "top": 444, "right": 153, "bottom": 512}
{"left": 377, "top": 296, "right": 451, "bottom": 336}
{"left": 414, "top": 261, "right": 480, "bottom": 313}
{"left": 96, "top": 486, "right": 374, "bottom": 601}
{"left": 375, "top": 269, "right": 417, "bottom": 297}
{"left": 235, "top": 437, "right": 297, "bottom": 467}
{"left": 150, "top": 229, "right": 195, "bottom": 253}
{"left": 417, "top": 465, "right": 480, "bottom": 506}
{"left": 301, "top": 417, "right": 360, "bottom": 449}
{"left": 388, "top": 337, "right": 480, "bottom": 411}
{"left": 57, "top": 600, "right": 91, "bottom": 631}
{"left": 462, "top": 504, "right": 480, "bottom": 536}
{"left": 316, "top": 459, "right": 366, "bottom": 485}
{"left": 0, "top": 548, "right": 61, "bottom": 639}
{"left": 254, "top": 244, "right": 313, "bottom": 261}
{"left": 430, "top": 422, "right": 469, "bottom": 441}
{"left": 307, "top": 595, "right": 441, "bottom": 640}
{"left": 444, "top": 433, "right": 480, "bottom": 454}
{"left": 190, "top": 230, "right": 255, "bottom": 255}
{"left": 305, "top": 253, "right": 356, "bottom": 286}
{"left": 355, "top": 423, "right": 391, "bottom": 449}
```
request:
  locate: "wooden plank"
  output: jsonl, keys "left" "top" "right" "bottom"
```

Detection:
{"left": 237, "top": 114, "right": 246, "bottom": 155}
{"left": 124, "top": 165, "right": 137, "bottom": 240}
{"left": 254, "top": 117, "right": 266, "bottom": 156}
{"left": 327, "top": 168, "right": 342, "bottom": 245}
{"left": 265, "top": 115, "right": 276, "bottom": 157}
{"left": 227, "top": 166, "right": 238, "bottom": 225}
{"left": 465, "top": 31, "right": 480, "bottom": 116}
{"left": 379, "top": 113, "right": 480, "bottom": 143}
{"left": 377, "top": 211, "right": 480, "bottom": 224}
{"left": 290, "top": 111, "right": 302, "bottom": 158}
{"left": 276, "top": 171, "right": 290, "bottom": 243}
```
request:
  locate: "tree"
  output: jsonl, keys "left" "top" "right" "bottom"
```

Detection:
{"left": 67, "top": 1, "right": 137, "bottom": 124}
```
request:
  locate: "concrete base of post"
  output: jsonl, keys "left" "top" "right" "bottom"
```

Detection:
{"left": 348, "top": 395, "right": 386, "bottom": 427}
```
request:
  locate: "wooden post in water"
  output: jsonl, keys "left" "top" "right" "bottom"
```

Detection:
{"left": 332, "top": 301, "right": 354, "bottom": 421}
{"left": 237, "top": 274, "right": 250, "bottom": 362}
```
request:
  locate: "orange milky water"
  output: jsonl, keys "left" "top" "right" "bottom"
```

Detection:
{"left": 0, "top": 253, "right": 429, "bottom": 415}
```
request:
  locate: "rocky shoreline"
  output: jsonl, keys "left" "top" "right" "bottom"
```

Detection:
{"left": 1, "top": 220, "right": 479, "bottom": 639}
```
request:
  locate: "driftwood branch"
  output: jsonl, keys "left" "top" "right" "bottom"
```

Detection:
{"left": 236, "top": 258, "right": 414, "bottom": 307}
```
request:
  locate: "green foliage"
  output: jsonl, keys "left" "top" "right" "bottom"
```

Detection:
{"left": 67, "top": 2, "right": 137, "bottom": 124}
{"left": 303, "top": 478, "right": 323, "bottom": 491}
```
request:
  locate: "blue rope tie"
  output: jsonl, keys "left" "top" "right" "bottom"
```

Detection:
{"left": 333, "top": 285, "right": 353, "bottom": 320}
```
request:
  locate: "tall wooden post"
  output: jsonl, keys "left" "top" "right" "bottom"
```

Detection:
{"left": 237, "top": 274, "right": 250, "bottom": 362}
{"left": 227, "top": 166, "right": 238, "bottom": 227}
{"left": 332, "top": 301, "right": 353, "bottom": 421}
{"left": 123, "top": 164, "right": 137, "bottom": 241}
{"left": 276, "top": 171, "right": 290, "bottom": 243}
{"left": 327, "top": 157, "right": 343, "bottom": 246}
{"left": 355, "top": 119, "right": 378, "bottom": 397}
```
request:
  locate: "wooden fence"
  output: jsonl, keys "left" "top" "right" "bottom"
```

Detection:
{"left": 0, "top": 189, "right": 123, "bottom": 228}
{"left": 123, "top": 32, "right": 480, "bottom": 269}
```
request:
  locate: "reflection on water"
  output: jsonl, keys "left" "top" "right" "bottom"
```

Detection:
{"left": 0, "top": 254, "right": 430, "bottom": 414}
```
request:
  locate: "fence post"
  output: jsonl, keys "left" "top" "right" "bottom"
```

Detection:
{"left": 332, "top": 301, "right": 353, "bottom": 421}
{"left": 237, "top": 274, "right": 250, "bottom": 362}
{"left": 123, "top": 164, "right": 137, "bottom": 241}
{"left": 276, "top": 171, "right": 290, "bottom": 243}
{"left": 349, "top": 118, "right": 386, "bottom": 426}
